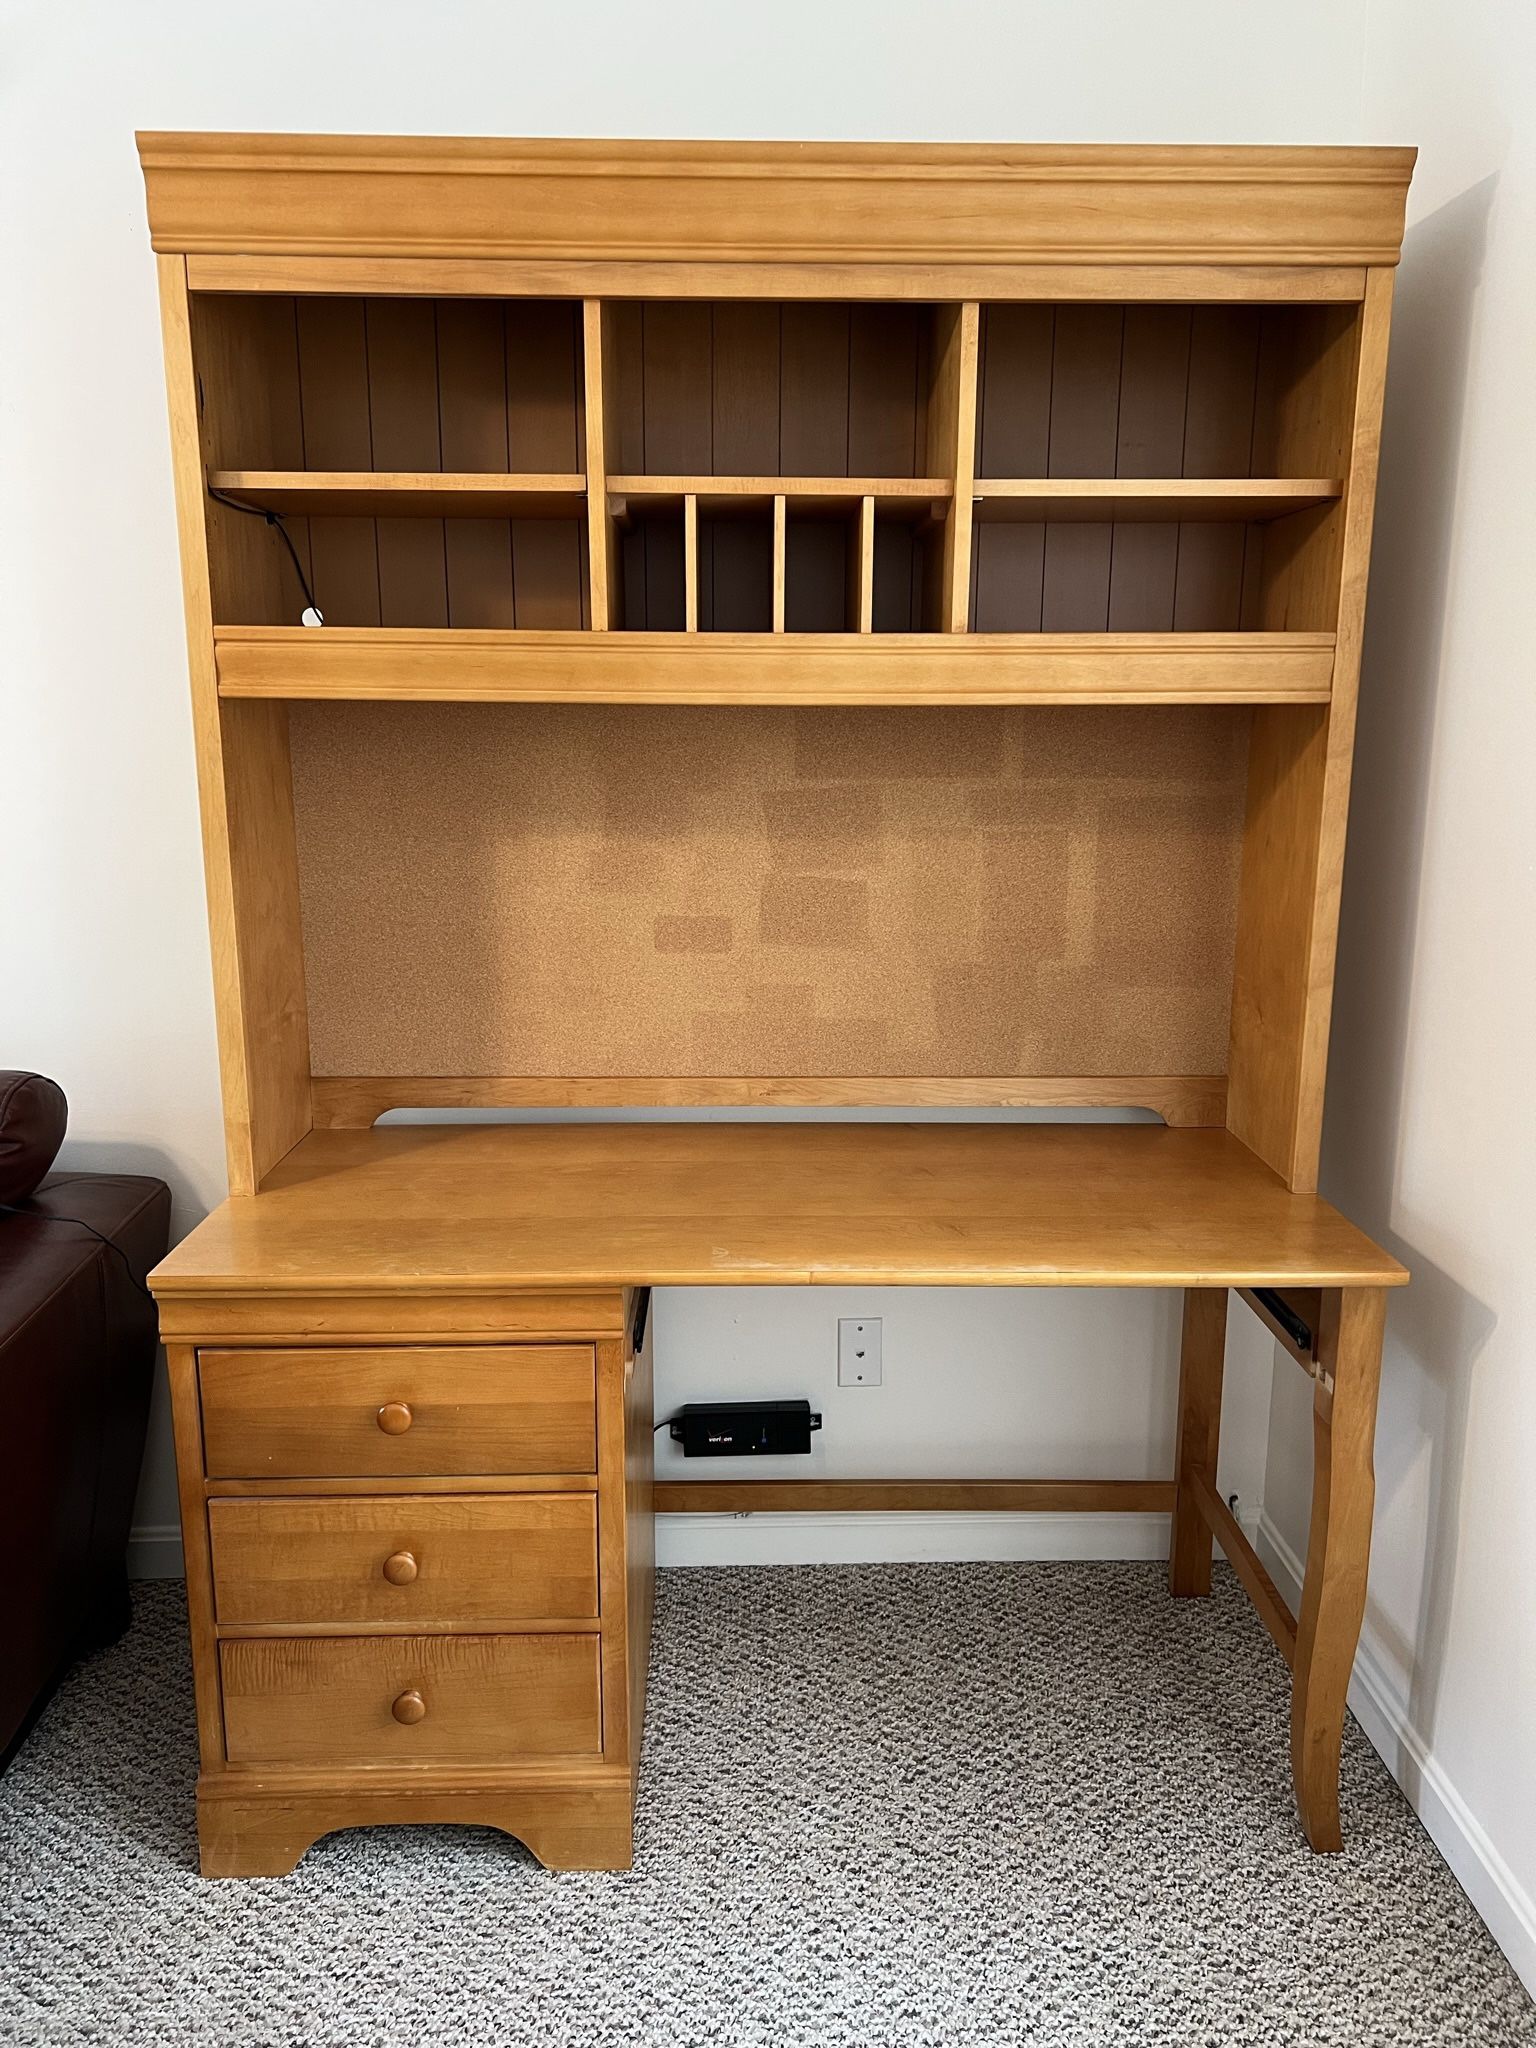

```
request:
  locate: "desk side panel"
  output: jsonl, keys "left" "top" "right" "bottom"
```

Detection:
{"left": 157, "top": 254, "right": 311, "bottom": 1189}
{"left": 1227, "top": 271, "right": 1395, "bottom": 1189}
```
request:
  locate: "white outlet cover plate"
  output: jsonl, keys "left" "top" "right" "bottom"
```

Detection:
{"left": 837, "top": 1317, "right": 883, "bottom": 1387}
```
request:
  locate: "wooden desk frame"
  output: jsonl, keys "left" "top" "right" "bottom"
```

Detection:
{"left": 155, "top": 1268, "right": 1387, "bottom": 1873}
{"left": 138, "top": 135, "right": 1414, "bottom": 1876}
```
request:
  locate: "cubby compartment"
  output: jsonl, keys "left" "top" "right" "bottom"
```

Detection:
{"left": 872, "top": 509, "right": 945, "bottom": 632}
{"left": 972, "top": 514, "right": 1273, "bottom": 633}
{"left": 699, "top": 507, "right": 775, "bottom": 632}
{"left": 974, "top": 302, "right": 1354, "bottom": 483}
{"left": 969, "top": 301, "right": 1360, "bottom": 635}
{"left": 611, "top": 493, "right": 946, "bottom": 634}
{"left": 193, "top": 283, "right": 1360, "bottom": 669}
{"left": 193, "top": 294, "right": 586, "bottom": 475}
{"left": 782, "top": 499, "right": 947, "bottom": 634}
{"left": 615, "top": 498, "right": 776, "bottom": 632}
{"left": 784, "top": 505, "right": 858, "bottom": 632}
{"left": 192, "top": 293, "right": 588, "bottom": 626}
{"left": 619, "top": 507, "right": 688, "bottom": 631}
{"left": 212, "top": 511, "right": 588, "bottom": 629}
{"left": 606, "top": 302, "right": 950, "bottom": 480}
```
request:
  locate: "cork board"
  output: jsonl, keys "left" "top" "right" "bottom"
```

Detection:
{"left": 289, "top": 703, "right": 1249, "bottom": 1080}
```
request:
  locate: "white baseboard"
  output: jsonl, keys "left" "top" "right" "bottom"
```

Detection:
{"left": 127, "top": 1524, "right": 184, "bottom": 1580}
{"left": 656, "top": 1507, "right": 1204, "bottom": 1567}
{"left": 1257, "top": 1514, "right": 1536, "bottom": 2001}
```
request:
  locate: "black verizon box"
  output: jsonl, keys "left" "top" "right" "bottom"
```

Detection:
{"left": 669, "top": 1400, "right": 822, "bottom": 1457}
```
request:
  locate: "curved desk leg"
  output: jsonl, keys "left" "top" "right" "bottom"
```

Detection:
{"left": 1168, "top": 1288, "right": 1228, "bottom": 1596}
{"left": 1290, "top": 1287, "right": 1386, "bottom": 1852}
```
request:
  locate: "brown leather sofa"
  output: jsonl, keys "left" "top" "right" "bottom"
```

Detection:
{"left": 0, "top": 1071, "right": 170, "bottom": 1768}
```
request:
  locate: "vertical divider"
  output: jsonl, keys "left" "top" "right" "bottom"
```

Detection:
{"left": 772, "top": 494, "right": 787, "bottom": 632}
{"left": 582, "top": 300, "right": 619, "bottom": 628}
{"left": 931, "top": 302, "right": 981, "bottom": 632}
{"left": 857, "top": 495, "right": 876, "bottom": 632}
{"left": 684, "top": 494, "right": 699, "bottom": 632}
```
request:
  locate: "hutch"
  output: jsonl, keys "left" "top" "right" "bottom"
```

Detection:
{"left": 140, "top": 134, "right": 1412, "bottom": 1877}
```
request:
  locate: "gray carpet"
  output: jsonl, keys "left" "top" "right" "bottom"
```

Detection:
{"left": 1, "top": 1568, "right": 1532, "bottom": 2048}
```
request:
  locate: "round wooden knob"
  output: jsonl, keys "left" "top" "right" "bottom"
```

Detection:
{"left": 376, "top": 1401, "right": 414, "bottom": 1435}
{"left": 391, "top": 1689, "right": 427, "bottom": 1726}
{"left": 382, "top": 1550, "right": 418, "bottom": 1586}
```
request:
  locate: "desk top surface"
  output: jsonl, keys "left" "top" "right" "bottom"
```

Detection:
{"left": 151, "top": 1123, "right": 1406, "bottom": 1296}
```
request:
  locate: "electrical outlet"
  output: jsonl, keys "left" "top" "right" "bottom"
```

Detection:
{"left": 837, "top": 1317, "right": 882, "bottom": 1387}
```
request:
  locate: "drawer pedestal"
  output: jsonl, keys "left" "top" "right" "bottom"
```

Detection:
{"left": 162, "top": 1288, "right": 652, "bottom": 1877}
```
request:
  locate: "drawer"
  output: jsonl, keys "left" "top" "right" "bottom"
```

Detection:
{"left": 199, "top": 1346, "right": 595, "bottom": 1478}
{"left": 208, "top": 1493, "right": 599, "bottom": 1625}
{"left": 220, "top": 1633, "right": 602, "bottom": 1764}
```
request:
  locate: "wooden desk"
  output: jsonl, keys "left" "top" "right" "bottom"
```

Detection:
{"left": 156, "top": 1122, "right": 1403, "bottom": 1294}
{"left": 137, "top": 131, "right": 1415, "bottom": 1879}
{"left": 154, "top": 1122, "right": 1403, "bottom": 1874}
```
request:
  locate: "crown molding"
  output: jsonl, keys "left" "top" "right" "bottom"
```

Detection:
{"left": 137, "top": 134, "right": 1416, "bottom": 270}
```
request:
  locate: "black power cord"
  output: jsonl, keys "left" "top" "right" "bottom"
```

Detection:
{"left": 0, "top": 1202, "right": 154, "bottom": 1299}
{"left": 208, "top": 487, "right": 323, "bottom": 621}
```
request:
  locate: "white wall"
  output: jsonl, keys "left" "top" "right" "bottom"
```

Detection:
{"left": 1256, "top": 0, "right": 1536, "bottom": 1993}
{"left": 9, "top": 0, "right": 1533, "bottom": 1990}
{"left": 656, "top": 1278, "right": 1274, "bottom": 1565}
{"left": 1, "top": 0, "right": 1374, "bottom": 1577}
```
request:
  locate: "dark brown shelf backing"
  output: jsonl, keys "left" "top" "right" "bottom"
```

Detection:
{"left": 608, "top": 302, "right": 941, "bottom": 477}
{"left": 213, "top": 513, "right": 591, "bottom": 629}
{"left": 971, "top": 516, "right": 1262, "bottom": 633}
{"left": 699, "top": 511, "right": 775, "bottom": 632}
{"left": 620, "top": 506, "right": 778, "bottom": 632}
{"left": 616, "top": 496, "right": 942, "bottom": 635}
{"left": 974, "top": 303, "right": 1341, "bottom": 481}
{"left": 194, "top": 295, "right": 586, "bottom": 472}
{"left": 783, "top": 511, "right": 852, "bottom": 632}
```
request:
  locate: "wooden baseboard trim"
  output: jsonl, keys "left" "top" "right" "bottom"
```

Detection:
{"left": 1190, "top": 1470, "right": 1297, "bottom": 1662}
{"left": 654, "top": 1478, "right": 1176, "bottom": 1516}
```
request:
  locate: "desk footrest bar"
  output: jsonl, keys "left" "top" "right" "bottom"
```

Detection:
{"left": 1189, "top": 1470, "right": 1298, "bottom": 1663}
{"left": 654, "top": 1479, "right": 1175, "bottom": 1515}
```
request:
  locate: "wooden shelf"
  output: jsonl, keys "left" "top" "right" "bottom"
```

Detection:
{"left": 213, "top": 625, "right": 1335, "bottom": 706}
{"left": 207, "top": 471, "right": 588, "bottom": 518}
{"left": 971, "top": 478, "right": 1342, "bottom": 522}
{"left": 607, "top": 476, "right": 951, "bottom": 518}
{"left": 150, "top": 1124, "right": 1408, "bottom": 1296}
